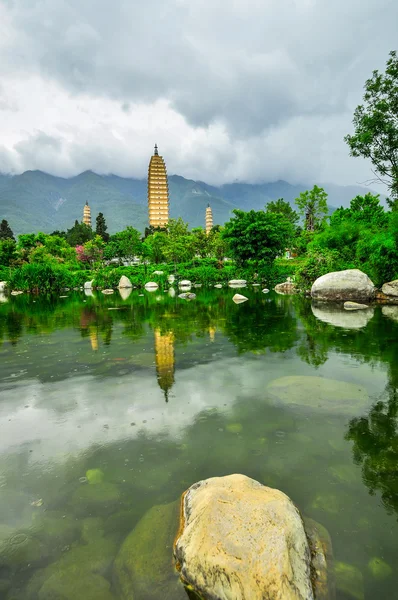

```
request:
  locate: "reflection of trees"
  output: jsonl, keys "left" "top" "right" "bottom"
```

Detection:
{"left": 295, "top": 297, "right": 398, "bottom": 383}
{"left": 346, "top": 386, "right": 398, "bottom": 516}
{"left": 224, "top": 295, "right": 298, "bottom": 353}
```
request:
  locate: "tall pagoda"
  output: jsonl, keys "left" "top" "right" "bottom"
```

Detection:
{"left": 147, "top": 144, "right": 169, "bottom": 228}
{"left": 83, "top": 201, "right": 91, "bottom": 227}
{"left": 205, "top": 203, "right": 213, "bottom": 234}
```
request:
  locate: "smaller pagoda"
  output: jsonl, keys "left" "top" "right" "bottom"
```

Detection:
{"left": 83, "top": 201, "right": 92, "bottom": 228}
{"left": 205, "top": 203, "right": 213, "bottom": 235}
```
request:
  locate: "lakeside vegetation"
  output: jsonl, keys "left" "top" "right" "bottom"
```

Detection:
{"left": 0, "top": 186, "right": 397, "bottom": 294}
{"left": 1, "top": 50, "right": 397, "bottom": 293}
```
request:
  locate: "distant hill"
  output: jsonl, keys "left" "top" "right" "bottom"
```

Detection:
{"left": 0, "top": 170, "right": 386, "bottom": 235}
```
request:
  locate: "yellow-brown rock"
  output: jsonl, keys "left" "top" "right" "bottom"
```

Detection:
{"left": 174, "top": 474, "right": 314, "bottom": 600}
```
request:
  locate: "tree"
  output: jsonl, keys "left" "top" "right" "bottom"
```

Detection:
{"left": 95, "top": 213, "right": 110, "bottom": 242}
{"left": 66, "top": 220, "right": 93, "bottom": 246}
{"left": 295, "top": 185, "right": 328, "bottom": 231}
{"left": 76, "top": 236, "right": 105, "bottom": 268}
{"left": 0, "top": 219, "right": 15, "bottom": 241}
{"left": 104, "top": 227, "right": 142, "bottom": 263}
{"left": 222, "top": 210, "right": 294, "bottom": 266}
{"left": 345, "top": 51, "right": 398, "bottom": 201}
{"left": 266, "top": 198, "right": 299, "bottom": 226}
{"left": 331, "top": 193, "right": 387, "bottom": 228}
{"left": 0, "top": 239, "right": 16, "bottom": 266}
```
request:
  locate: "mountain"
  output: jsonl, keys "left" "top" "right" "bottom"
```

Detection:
{"left": 0, "top": 170, "right": 386, "bottom": 235}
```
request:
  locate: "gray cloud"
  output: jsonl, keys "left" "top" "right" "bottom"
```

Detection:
{"left": 0, "top": 0, "right": 396, "bottom": 185}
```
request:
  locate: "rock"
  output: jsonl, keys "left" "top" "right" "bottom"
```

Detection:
{"left": 145, "top": 281, "right": 159, "bottom": 289}
{"left": 101, "top": 289, "right": 114, "bottom": 295}
{"left": 86, "top": 468, "right": 105, "bottom": 484}
{"left": 274, "top": 281, "right": 297, "bottom": 294}
{"left": 174, "top": 474, "right": 314, "bottom": 600}
{"left": 168, "top": 274, "right": 175, "bottom": 284}
{"left": 81, "top": 517, "right": 104, "bottom": 543}
{"left": 267, "top": 376, "right": 368, "bottom": 415}
{"left": 84, "top": 280, "right": 94, "bottom": 290}
{"left": 118, "top": 275, "right": 132, "bottom": 288}
{"left": 232, "top": 293, "right": 248, "bottom": 303}
{"left": 153, "top": 270, "right": 164, "bottom": 275}
{"left": 344, "top": 301, "right": 369, "bottom": 310}
{"left": 381, "top": 279, "right": 398, "bottom": 297}
{"left": 311, "top": 269, "right": 375, "bottom": 302}
{"left": 178, "top": 293, "right": 196, "bottom": 300}
{"left": 11, "top": 290, "right": 23, "bottom": 295}
{"left": 119, "top": 287, "right": 132, "bottom": 300}
{"left": 194, "top": 283, "right": 202, "bottom": 288}
{"left": 334, "top": 561, "right": 364, "bottom": 600}
{"left": 312, "top": 303, "right": 374, "bottom": 329}
{"left": 84, "top": 288, "right": 94, "bottom": 297}
{"left": 179, "top": 280, "right": 191, "bottom": 287}
{"left": 0, "top": 293, "right": 7, "bottom": 303}
{"left": 229, "top": 279, "right": 247, "bottom": 287}
{"left": 39, "top": 571, "right": 115, "bottom": 600}
{"left": 262, "top": 288, "right": 270, "bottom": 293}
{"left": 382, "top": 305, "right": 398, "bottom": 322}
{"left": 0, "top": 529, "right": 49, "bottom": 567}
{"left": 70, "top": 482, "right": 121, "bottom": 515}
{"left": 168, "top": 287, "right": 176, "bottom": 297}
{"left": 252, "top": 283, "right": 261, "bottom": 286}
{"left": 30, "top": 512, "right": 81, "bottom": 551}
{"left": 27, "top": 537, "right": 118, "bottom": 600}
{"left": 114, "top": 501, "right": 183, "bottom": 600}
{"left": 214, "top": 283, "right": 223, "bottom": 288}
{"left": 303, "top": 518, "right": 335, "bottom": 600}
{"left": 0, "top": 282, "right": 6, "bottom": 292}
{"left": 367, "top": 557, "right": 392, "bottom": 580}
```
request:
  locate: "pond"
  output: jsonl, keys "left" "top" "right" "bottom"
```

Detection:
{"left": 0, "top": 287, "right": 397, "bottom": 599}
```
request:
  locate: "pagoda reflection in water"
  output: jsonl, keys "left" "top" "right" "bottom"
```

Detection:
{"left": 154, "top": 328, "right": 175, "bottom": 402}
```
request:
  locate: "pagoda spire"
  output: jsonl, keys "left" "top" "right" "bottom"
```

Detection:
{"left": 154, "top": 143, "right": 158, "bottom": 156}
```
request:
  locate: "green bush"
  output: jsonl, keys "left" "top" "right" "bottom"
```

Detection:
{"left": 8, "top": 263, "right": 75, "bottom": 292}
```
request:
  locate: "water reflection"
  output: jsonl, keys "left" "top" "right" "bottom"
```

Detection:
{"left": 1, "top": 290, "right": 398, "bottom": 599}
{"left": 346, "top": 385, "right": 398, "bottom": 517}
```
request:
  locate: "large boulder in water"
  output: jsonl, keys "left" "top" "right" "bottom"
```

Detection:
{"left": 382, "top": 279, "right": 398, "bottom": 298}
{"left": 174, "top": 474, "right": 317, "bottom": 600}
{"left": 118, "top": 275, "right": 132, "bottom": 289}
{"left": 267, "top": 376, "right": 368, "bottom": 416}
{"left": 0, "top": 281, "right": 6, "bottom": 292}
{"left": 311, "top": 269, "right": 375, "bottom": 302}
{"left": 113, "top": 501, "right": 184, "bottom": 600}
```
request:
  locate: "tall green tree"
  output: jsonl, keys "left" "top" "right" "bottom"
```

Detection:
{"left": 295, "top": 185, "right": 328, "bottom": 231}
{"left": 266, "top": 198, "right": 299, "bottom": 226}
{"left": 222, "top": 209, "right": 294, "bottom": 266}
{"left": 95, "top": 213, "right": 110, "bottom": 242}
{"left": 66, "top": 220, "right": 93, "bottom": 246}
{"left": 345, "top": 51, "right": 398, "bottom": 201}
{"left": 0, "top": 219, "right": 15, "bottom": 241}
{"left": 0, "top": 239, "right": 16, "bottom": 266}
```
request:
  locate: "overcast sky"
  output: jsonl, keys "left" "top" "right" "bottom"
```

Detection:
{"left": 0, "top": 0, "right": 396, "bottom": 186}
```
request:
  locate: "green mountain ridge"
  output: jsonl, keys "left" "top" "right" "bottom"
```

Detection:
{"left": 0, "top": 170, "right": 385, "bottom": 235}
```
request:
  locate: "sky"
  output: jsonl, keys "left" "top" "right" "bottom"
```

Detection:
{"left": 0, "top": 0, "right": 396, "bottom": 187}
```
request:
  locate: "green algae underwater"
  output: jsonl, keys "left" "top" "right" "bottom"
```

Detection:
{"left": 0, "top": 287, "right": 398, "bottom": 599}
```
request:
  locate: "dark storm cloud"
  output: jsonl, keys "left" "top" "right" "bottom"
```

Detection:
{"left": 2, "top": 0, "right": 395, "bottom": 134}
{"left": 0, "top": 0, "right": 397, "bottom": 183}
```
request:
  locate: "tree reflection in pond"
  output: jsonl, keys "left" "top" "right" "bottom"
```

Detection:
{"left": 346, "top": 386, "right": 398, "bottom": 517}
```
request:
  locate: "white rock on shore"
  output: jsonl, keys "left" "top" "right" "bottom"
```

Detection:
{"left": 311, "top": 269, "right": 375, "bottom": 302}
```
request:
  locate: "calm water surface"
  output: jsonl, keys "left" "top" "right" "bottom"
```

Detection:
{"left": 0, "top": 288, "right": 397, "bottom": 599}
